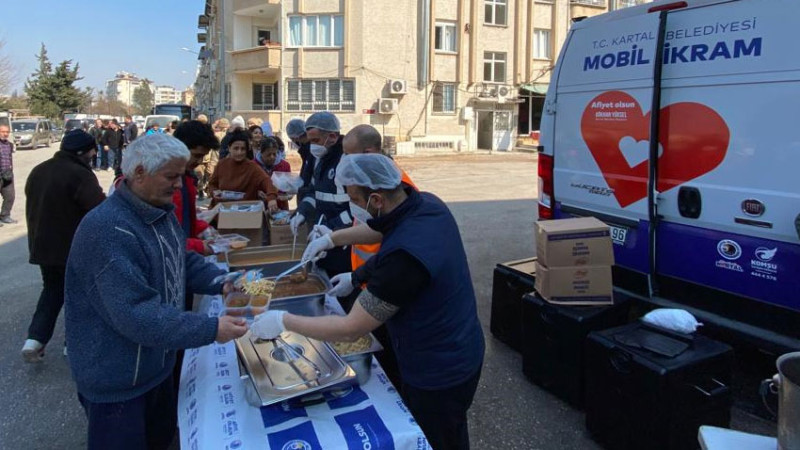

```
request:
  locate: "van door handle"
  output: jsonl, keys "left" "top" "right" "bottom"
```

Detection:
{"left": 678, "top": 187, "right": 702, "bottom": 219}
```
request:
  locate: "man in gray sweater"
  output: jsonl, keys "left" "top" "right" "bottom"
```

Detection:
{"left": 65, "top": 133, "right": 248, "bottom": 449}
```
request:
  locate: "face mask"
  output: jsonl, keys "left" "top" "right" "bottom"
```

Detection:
{"left": 350, "top": 197, "right": 374, "bottom": 223}
{"left": 310, "top": 144, "right": 327, "bottom": 158}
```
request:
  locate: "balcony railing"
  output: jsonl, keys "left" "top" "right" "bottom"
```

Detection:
{"left": 230, "top": 45, "right": 281, "bottom": 73}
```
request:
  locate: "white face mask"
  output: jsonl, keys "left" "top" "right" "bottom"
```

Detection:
{"left": 310, "top": 144, "right": 327, "bottom": 158}
{"left": 310, "top": 135, "right": 332, "bottom": 158}
{"left": 349, "top": 197, "right": 374, "bottom": 223}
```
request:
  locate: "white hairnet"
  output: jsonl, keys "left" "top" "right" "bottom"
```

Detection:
{"left": 335, "top": 154, "right": 402, "bottom": 190}
{"left": 305, "top": 111, "right": 340, "bottom": 133}
{"left": 286, "top": 119, "right": 306, "bottom": 138}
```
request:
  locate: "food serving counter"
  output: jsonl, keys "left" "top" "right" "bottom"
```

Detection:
{"left": 178, "top": 262, "right": 431, "bottom": 450}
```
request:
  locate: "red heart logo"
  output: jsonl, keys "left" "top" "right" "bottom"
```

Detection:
{"left": 580, "top": 91, "right": 729, "bottom": 208}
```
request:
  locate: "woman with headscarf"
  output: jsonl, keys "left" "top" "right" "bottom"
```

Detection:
{"left": 207, "top": 130, "right": 279, "bottom": 212}
{"left": 254, "top": 137, "right": 292, "bottom": 210}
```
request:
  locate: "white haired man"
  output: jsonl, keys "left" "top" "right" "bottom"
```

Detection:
{"left": 64, "top": 133, "right": 248, "bottom": 448}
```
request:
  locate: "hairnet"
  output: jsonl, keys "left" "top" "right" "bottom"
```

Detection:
{"left": 286, "top": 119, "right": 306, "bottom": 138}
{"left": 335, "top": 154, "right": 402, "bottom": 190}
{"left": 305, "top": 111, "right": 340, "bottom": 133}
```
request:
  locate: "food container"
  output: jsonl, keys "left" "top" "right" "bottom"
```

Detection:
{"left": 328, "top": 334, "right": 384, "bottom": 385}
{"left": 209, "top": 234, "right": 251, "bottom": 253}
{"left": 225, "top": 244, "right": 308, "bottom": 276}
{"left": 235, "top": 330, "right": 357, "bottom": 407}
{"left": 214, "top": 190, "right": 246, "bottom": 201}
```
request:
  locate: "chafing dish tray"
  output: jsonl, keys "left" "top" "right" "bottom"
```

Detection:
{"left": 236, "top": 330, "right": 356, "bottom": 406}
{"left": 225, "top": 244, "right": 308, "bottom": 274}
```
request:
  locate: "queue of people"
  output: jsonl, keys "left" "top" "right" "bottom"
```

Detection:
{"left": 17, "top": 111, "right": 484, "bottom": 450}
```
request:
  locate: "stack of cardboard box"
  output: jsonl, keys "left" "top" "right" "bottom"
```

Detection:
{"left": 534, "top": 217, "right": 614, "bottom": 305}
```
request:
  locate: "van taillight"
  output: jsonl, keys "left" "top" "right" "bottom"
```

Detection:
{"left": 648, "top": 1, "right": 687, "bottom": 13}
{"left": 538, "top": 152, "right": 554, "bottom": 220}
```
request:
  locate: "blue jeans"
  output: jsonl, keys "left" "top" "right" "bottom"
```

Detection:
{"left": 108, "top": 147, "right": 121, "bottom": 172}
{"left": 78, "top": 376, "right": 177, "bottom": 450}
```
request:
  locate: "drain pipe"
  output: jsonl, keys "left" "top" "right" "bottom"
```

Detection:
{"left": 417, "top": 0, "right": 430, "bottom": 90}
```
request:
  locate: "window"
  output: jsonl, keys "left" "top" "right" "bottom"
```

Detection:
{"left": 483, "top": 52, "right": 506, "bottom": 83}
{"left": 533, "top": 29, "right": 551, "bottom": 59}
{"left": 224, "top": 83, "right": 231, "bottom": 111}
{"left": 286, "top": 79, "right": 355, "bottom": 112}
{"left": 434, "top": 22, "right": 457, "bottom": 52}
{"left": 432, "top": 83, "right": 456, "bottom": 113}
{"left": 257, "top": 29, "right": 271, "bottom": 46}
{"left": 571, "top": 0, "right": 605, "bottom": 6}
{"left": 616, "top": 0, "right": 645, "bottom": 8}
{"left": 253, "top": 83, "right": 277, "bottom": 110}
{"left": 484, "top": 0, "right": 507, "bottom": 26}
{"left": 287, "top": 15, "right": 344, "bottom": 48}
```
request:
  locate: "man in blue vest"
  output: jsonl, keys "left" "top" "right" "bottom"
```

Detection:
{"left": 253, "top": 154, "right": 485, "bottom": 450}
{"left": 290, "top": 111, "right": 353, "bottom": 277}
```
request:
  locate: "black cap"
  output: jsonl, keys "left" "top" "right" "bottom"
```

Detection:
{"left": 61, "top": 130, "right": 96, "bottom": 155}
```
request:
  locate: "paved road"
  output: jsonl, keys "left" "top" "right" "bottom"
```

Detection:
{"left": 0, "top": 146, "right": 776, "bottom": 449}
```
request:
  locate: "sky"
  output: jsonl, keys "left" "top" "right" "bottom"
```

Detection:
{"left": 1, "top": 1, "right": 205, "bottom": 96}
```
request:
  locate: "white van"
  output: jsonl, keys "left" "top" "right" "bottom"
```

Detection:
{"left": 539, "top": 0, "right": 798, "bottom": 351}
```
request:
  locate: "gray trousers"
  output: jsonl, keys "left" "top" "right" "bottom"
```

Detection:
{"left": 1, "top": 177, "right": 14, "bottom": 219}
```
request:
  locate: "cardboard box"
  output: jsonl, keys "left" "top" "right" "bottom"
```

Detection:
{"left": 217, "top": 201, "right": 264, "bottom": 247}
{"left": 534, "top": 262, "right": 613, "bottom": 305}
{"left": 536, "top": 217, "right": 614, "bottom": 267}
{"left": 264, "top": 210, "right": 308, "bottom": 246}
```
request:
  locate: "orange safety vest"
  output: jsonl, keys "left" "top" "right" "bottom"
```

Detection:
{"left": 350, "top": 167, "right": 417, "bottom": 271}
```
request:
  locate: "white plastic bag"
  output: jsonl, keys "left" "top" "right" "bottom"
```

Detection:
{"left": 271, "top": 172, "right": 304, "bottom": 194}
{"left": 642, "top": 308, "right": 703, "bottom": 334}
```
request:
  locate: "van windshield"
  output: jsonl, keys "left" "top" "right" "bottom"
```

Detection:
{"left": 12, "top": 122, "right": 36, "bottom": 132}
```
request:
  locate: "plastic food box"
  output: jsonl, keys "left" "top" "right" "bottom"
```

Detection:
{"left": 214, "top": 190, "right": 246, "bottom": 200}
{"left": 209, "top": 234, "right": 251, "bottom": 253}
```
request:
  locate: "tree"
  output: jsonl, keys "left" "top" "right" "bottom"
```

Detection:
{"left": 23, "top": 43, "right": 90, "bottom": 118}
{"left": 0, "top": 39, "right": 17, "bottom": 97}
{"left": 0, "top": 91, "right": 28, "bottom": 110}
{"left": 132, "top": 80, "right": 154, "bottom": 116}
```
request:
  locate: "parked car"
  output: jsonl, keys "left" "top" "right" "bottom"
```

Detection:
{"left": 64, "top": 118, "right": 91, "bottom": 134}
{"left": 12, "top": 118, "right": 53, "bottom": 149}
{"left": 51, "top": 125, "right": 63, "bottom": 143}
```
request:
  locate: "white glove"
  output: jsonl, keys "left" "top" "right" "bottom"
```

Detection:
{"left": 302, "top": 234, "right": 334, "bottom": 263}
{"left": 328, "top": 272, "right": 355, "bottom": 297}
{"left": 289, "top": 213, "right": 305, "bottom": 236}
{"left": 251, "top": 310, "right": 287, "bottom": 340}
{"left": 307, "top": 224, "right": 333, "bottom": 242}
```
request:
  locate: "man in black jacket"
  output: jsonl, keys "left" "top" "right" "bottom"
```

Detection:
{"left": 22, "top": 130, "right": 106, "bottom": 362}
{"left": 123, "top": 115, "right": 138, "bottom": 148}
{"left": 89, "top": 119, "right": 104, "bottom": 170}
{"left": 101, "top": 119, "right": 124, "bottom": 175}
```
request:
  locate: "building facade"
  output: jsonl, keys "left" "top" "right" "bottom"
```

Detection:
{"left": 106, "top": 72, "right": 152, "bottom": 107}
{"left": 193, "top": 0, "right": 648, "bottom": 153}
{"left": 154, "top": 85, "right": 183, "bottom": 105}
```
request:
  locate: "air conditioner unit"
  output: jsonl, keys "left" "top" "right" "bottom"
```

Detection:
{"left": 389, "top": 79, "right": 408, "bottom": 95}
{"left": 478, "top": 83, "right": 498, "bottom": 98}
{"left": 497, "top": 85, "right": 515, "bottom": 103}
{"left": 379, "top": 98, "right": 399, "bottom": 114}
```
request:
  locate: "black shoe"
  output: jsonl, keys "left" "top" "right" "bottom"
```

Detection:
{"left": 0, "top": 217, "right": 16, "bottom": 224}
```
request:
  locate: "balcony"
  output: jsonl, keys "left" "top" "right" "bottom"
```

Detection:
{"left": 230, "top": 45, "right": 281, "bottom": 74}
{"left": 233, "top": 0, "right": 280, "bottom": 16}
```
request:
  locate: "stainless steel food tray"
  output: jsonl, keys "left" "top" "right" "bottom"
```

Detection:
{"left": 225, "top": 244, "right": 308, "bottom": 274}
{"left": 236, "top": 330, "right": 356, "bottom": 406}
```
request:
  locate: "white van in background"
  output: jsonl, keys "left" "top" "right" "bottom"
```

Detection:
{"left": 538, "top": 0, "right": 799, "bottom": 352}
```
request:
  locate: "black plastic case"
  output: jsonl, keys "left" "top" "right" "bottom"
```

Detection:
{"left": 521, "top": 292, "right": 630, "bottom": 407}
{"left": 584, "top": 322, "right": 733, "bottom": 450}
{"left": 490, "top": 258, "right": 537, "bottom": 352}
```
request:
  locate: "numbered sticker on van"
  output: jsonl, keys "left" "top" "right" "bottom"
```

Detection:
{"left": 610, "top": 226, "right": 627, "bottom": 245}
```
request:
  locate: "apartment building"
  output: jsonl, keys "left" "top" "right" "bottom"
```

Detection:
{"left": 154, "top": 85, "right": 183, "bottom": 105}
{"left": 193, "top": 0, "right": 649, "bottom": 152}
{"left": 106, "top": 72, "right": 152, "bottom": 107}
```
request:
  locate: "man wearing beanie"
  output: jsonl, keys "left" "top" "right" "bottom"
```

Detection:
{"left": 21, "top": 130, "right": 106, "bottom": 362}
